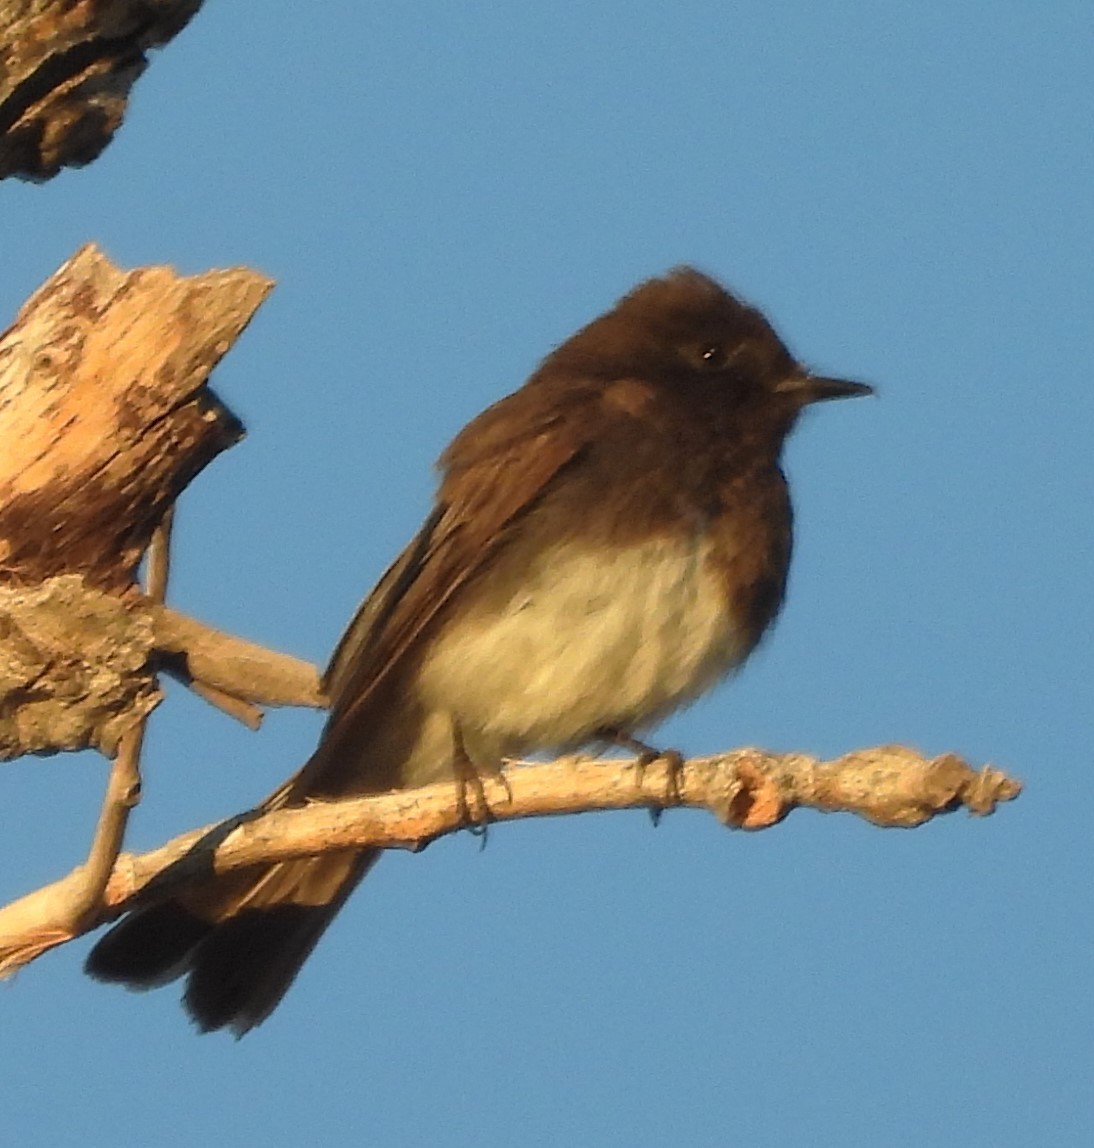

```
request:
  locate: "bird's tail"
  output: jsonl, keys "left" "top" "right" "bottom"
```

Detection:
{"left": 85, "top": 771, "right": 379, "bottom": 1036}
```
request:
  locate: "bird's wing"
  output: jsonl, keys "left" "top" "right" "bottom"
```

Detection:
{"left": 321, "top": 387, "right": 594, "bottom": 731}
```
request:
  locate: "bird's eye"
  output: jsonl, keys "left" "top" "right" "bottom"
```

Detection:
{"left": 698, "top": 343, "right": 725, "bottom": 368}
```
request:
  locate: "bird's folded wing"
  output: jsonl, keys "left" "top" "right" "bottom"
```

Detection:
{"left": 322, "top": 390, "right": 594, "bottom": 730}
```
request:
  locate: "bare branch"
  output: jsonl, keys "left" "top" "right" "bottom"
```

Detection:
{"left": 0, "top": 244, "right": 267, "bottom": 593}
{"left": 62, "top": 722, "right": 146, "bottom": 931}
{"left": 0, "top": 246, "right": 295, "bottom": 759}
{"left": 183, "top": 681, "right": 266, "bottom": 731}
{"left": 151, "top": 606, "right": 326, "bottom": 711}
{"left": 0, "top": 0, "right": 203, "bottom": 181}
{"left": 24, "top": 503, "right": 176, "bottom": 950}
{"left": 0, "top": 745, "right": 1021, "bottom": 978}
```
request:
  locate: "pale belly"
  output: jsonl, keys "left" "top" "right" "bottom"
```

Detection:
{"left": 416, "top": 533, "right": 746, "bottom": 759}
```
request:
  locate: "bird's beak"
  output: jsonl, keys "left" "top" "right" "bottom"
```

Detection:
{"left": 778, "top": 374, "right": 875, "bottom": 404}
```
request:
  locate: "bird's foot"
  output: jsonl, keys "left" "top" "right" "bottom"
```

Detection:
{"left": 452, "top": 734, "right": 512, "bottom": 847}
{"left": 598, "top": 728, "right": 685, "bottom": 826}
{"left": 453, "top": 763, "right": 491, "bottom": 845}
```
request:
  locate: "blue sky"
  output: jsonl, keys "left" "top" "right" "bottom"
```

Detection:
{"left": 3, "top": 2, "right": 1092, "bottom": 1145}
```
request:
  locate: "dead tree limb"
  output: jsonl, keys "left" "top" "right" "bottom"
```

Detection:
{"left": 0, "top": 243, "right": 262, "bottom": 593}
{"left": 0, "top": 244, "right": 312, "bottom": 762}
{"left": 0, "top": 745, "right": 1020, "bottom": 977}
{"left": 0, "top": 242, "right": 324, "bottom": 970}
{"left": 0, "top": 0, "right": 203, "bottom": 181}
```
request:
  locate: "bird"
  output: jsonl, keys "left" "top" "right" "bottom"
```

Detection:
{"left": 85, "top": 267, "right": 872, "bottom": 1034}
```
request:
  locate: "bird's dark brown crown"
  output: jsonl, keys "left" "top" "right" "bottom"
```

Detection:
{"left": 537, "top": 267, "right": 801, "bottom": 398}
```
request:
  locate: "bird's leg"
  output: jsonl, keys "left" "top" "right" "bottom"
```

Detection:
{"left": 598, "top": 727, "right": 685, "bottom": 825}
{"left": 451, "top": 724, "right": 512, "bottom": 843}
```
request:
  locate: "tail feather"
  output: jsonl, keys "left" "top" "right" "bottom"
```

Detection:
{"left": 86, "top": 849, "right": 379, "bottom": 1035}
{"left": 83, "top": 900, "right": 213, "bottom": 989}
{"left": 86, "top": 675, "right": 446, "bottom": 1032}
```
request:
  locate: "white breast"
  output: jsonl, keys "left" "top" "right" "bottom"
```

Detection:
{"left": 417, "top": 532, "right": 746, "bottom": 759}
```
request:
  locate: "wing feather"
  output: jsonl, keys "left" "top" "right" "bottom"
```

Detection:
{"left": 321, "top": 388, "right": 594, "bottom": 735}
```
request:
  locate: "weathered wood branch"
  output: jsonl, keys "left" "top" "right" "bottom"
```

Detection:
{"left": 0, "top": 245, "right": 302, "bottom": 760}
{"left": 43, "top": 505, "right": 167, "bottom": 938}
{"left": 0, "top": 0, "right": 203, "bottom": 181}
{"left": 0, "top": 243, "right": 266, "bottom": 591}
{"left": 0, "top": 578, "right": 325, "bottom": 762}
{"left": 151, "top": 606, "right": 326, "bottom": 711}
{"left": 0, "top": 746, "right": 1021, "bottom": 978}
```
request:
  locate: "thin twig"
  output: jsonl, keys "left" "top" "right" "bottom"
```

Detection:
{"left": 147, "top": 509, "right": 264, "bottom": 730}
{"left": 66, "top": 724, "right": 145, "bottom": 928}
{"left": 49, "top": 513, "right": 177, "bottom": 933}
{"left": 152, "top": 605, "right": 326, "bottom": 710}
{"left": 146, "top": 507, "right": 173, "bottom": 601}
{"left": 187, "top": 680, "right": 265, "bottom": 730}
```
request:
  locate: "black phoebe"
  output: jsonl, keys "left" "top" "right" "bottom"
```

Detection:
{"left": 86, "top": 268, "right": 872, "bottom": 1033}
